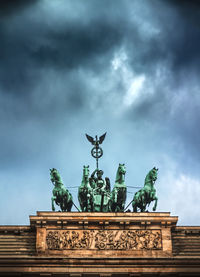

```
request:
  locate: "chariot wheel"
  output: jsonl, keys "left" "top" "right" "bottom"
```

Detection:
{"left": 91, "top": 147, "right": 103, "bottom": 159}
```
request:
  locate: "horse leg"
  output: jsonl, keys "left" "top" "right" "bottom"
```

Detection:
{"left": 60, "top": 192, "right": 66, "bottom": 212}
{"left": 87, "top": 194, "right": 91, "bottom": 212}
{"left": 66, "top": 199, "right": 72, "bottom": 212}
{"left": 116, "top": 189, "right": 120, "bottom": 212}
{"left": 67, "top": 195, "right": 73, "bottom": 212}
{"left": 141, "top": 205, "right": 145, "bottom": 212}
{"left": 69, "top": 200, "right": 73, "bottom": 212}
{"left": 63, "top": 198, "right": 68, "bottom": 212}
{"left": 153, "top": 196, "right": 158, "bottom": 211}
{"left": 118, "top": 189, "right": 124, "bottom": 212}
{"left": 60, "top": 201, "right": 64, "bottom": 211}
{"left": 64, "top": 193, "right": 71, "bottom": 212}
{"left": 114, "top": 189, "right": 118, "bottom": 205}
{"left": 51, "top": 196, "right": 56, "bottom": 211}
{"left": 141, "top": 190, "right": 145, "bottom": 204}
{"left": 110, "top": 191, "right": 115, "bottom": 212}
{"left": 132, "top": 200, "right": 137, "bottom": 212}
{"left": 108, "top": 198, "right": 112, "bottom": 212}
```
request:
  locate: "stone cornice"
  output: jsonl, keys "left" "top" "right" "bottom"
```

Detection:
{"left": 30, "top": 212, "right": 178, "bottom": 229}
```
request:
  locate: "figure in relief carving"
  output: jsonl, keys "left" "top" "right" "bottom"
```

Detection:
{"left": 132, "top": 167, "right": 158, "bottom": 212}
{"left": 46, "top": 229, "right": 162, "bottom": 251}
{"left": 50, "top": 168, "right": 73, "bottom": 212}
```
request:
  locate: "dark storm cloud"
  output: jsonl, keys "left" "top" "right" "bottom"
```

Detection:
{"left": 0, "top": 0, "right": 199, "bottom": 97}
{"left": 0, "top": 0, "right": 199, "bottom": 147}
{"left": 0, "top": 0, "right": 199, "bottom": 138}
{"left": 161, "top": 0, "right": 200, "bottom": 164}
{"left": 1, "top": 0, "right": 200, "bottom": 224}
{"left": 0, "top": 0, "right": 38, "bottom": 17}
{"left": 102, "top": 0, "right": 200, "bottom": 92}
{"left": 109, "top": 0, "right": 200, "bottom": 175}
{"left": 169, "top": 0, "right": 200, "bottom": 19}
{"left": 31, "top": 21, "right": 124, "bottom": 69}
{"left": 0, "top": 0, "right": 128, "bottom": 98}
{"left": 166, "top": 0, "right": 200, "bottom": 72}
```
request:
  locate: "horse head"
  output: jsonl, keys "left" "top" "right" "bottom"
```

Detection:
{"left": 119, "top": 163, "right": 126, "bottom": 174}
{"left": 80, "top": 165, "right": 90, "bottom": 189}
{"left": 83, "top": 165, "right": 90, "bottom": 179}
{"left": 151, "top": 167, "right": 158, "bottom": 182}
{"left": 115, "top": 163, "right": 126, "bottom": 184}
{"left": 144, "top": 167, "right": 158, "bottom": 186}
{"left": 50, "top": 168, "right": 62, "bottom": 184}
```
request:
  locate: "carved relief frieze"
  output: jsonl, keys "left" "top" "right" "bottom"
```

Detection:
{"left": 46, "top": 229, "right": 162, "bottom": 250}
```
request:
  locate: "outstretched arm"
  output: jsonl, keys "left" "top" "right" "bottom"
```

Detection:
{"left": 91, "top": 169, "right": 98, "bottom": 178}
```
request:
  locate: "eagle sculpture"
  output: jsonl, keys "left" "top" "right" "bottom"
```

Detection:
{"left": 85, "top": 132, "right": 106, "bottom": 146}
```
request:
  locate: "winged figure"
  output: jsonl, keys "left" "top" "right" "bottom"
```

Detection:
{"left": 85, "top": 132, "right": 106, "bottom": 146}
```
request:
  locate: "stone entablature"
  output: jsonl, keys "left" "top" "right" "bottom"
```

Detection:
{"left": 30, "top": 212, "right": 178, "bottom": 257}
{"left": 1, "top": 212, "right": 200, "bottom": 276}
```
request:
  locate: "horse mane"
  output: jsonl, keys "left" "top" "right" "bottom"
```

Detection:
{"left": 115, "top": 166, "right": 120, "bottom": 183}
{"left": 144, "top": 167, "right": 158, "bottom": 186}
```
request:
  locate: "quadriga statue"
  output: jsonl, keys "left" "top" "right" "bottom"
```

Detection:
{"left": 50, "top": 168, "right": 73, "bottom": 212}
{"left": 132, "top": 167, "right": 158, "bottom": 212}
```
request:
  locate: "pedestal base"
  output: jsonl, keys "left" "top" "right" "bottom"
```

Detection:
{"left": 30, "top": 212, "right": 178, "bottom": 258}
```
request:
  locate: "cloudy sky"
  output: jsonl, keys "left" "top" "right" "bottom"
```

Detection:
{"left": 0, "top": 0, "right": 200, "bottom": 225}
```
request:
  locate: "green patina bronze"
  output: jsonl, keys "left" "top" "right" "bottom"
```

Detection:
{"left": 50, "top": 133, "right": 159, "bottom": 213}
{"left": 77, "top": 164, "right": 126, "bottom": 212}
{"left": 50, "top": 168, "right": 73, "bottom": 212}
{"left": 78, "top": 166, "right": 111, "bottom": 212}
{"left": 90, "top": 168, "right": 111, "bottom": 212}
{"left": 111, "top": 163, "right": 127, "bottom": 212}
{"left": 132, "top": 167, "right": 158, "bottom": 212}
{"left": 78, "top": 165, "right": 93, "bottom": 212}
{"left": 85, "top": 133, "right": 106, "bottom": 170}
